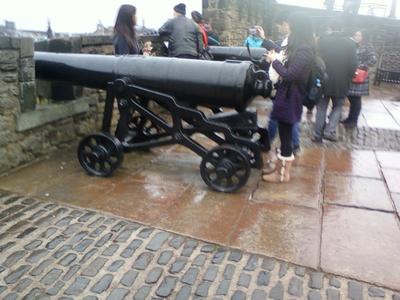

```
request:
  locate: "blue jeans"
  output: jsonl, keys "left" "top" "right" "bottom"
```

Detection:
{"left": 268, "top": 118, "right": 300, "bottom": 147}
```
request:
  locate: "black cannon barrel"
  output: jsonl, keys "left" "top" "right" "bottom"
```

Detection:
{"left": 34, "top": 52, "right": 270, "bottom": 111}
{"left": 209, "top": 46, "right": 267, "bottom": 62}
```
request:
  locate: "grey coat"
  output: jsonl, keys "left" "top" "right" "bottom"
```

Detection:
{"left": 159, "top": 16, "right": 203, "bottom": 58}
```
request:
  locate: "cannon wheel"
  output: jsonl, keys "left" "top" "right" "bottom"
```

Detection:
{"left": 200, "top": 145, "right": 251, "bottom": 193}
{"left": 78, "top": 133, "right": 124, "bottom": 177}
{"left": 129, "top": 113, "right": 164, "bottom": 137}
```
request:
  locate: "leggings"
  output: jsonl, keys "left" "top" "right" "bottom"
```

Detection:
{"left": 278, "top": 122, "right": 293, "bottom": 157}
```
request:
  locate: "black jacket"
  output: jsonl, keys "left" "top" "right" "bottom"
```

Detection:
{"left": 159, "top": 15, "right": 202, "bottom": 58}
{"left": 318, "top": 32, "right": 357, "bottom": 97}
{"left": 113, "top": 34, "right": 140, "bottom": 55}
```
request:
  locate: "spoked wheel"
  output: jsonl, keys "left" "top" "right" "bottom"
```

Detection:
{"left": 130, "top": 114, "right": 163, "bottom": 136}
{"left": 235, "top": 144, "right": 260, "bottom": 168}
{"left": 200, "top": 145, "right": 251, "bottom": 193}
{"left": 124, "top": 111, "right": 164, "bottom": 144}
{"left": 78, "top": 133, "right": 124, "bottom": 177}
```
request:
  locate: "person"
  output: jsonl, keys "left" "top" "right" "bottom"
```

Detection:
{"left": 313, "top": 19, "right": 357, "bottom": 142}
{"left": 342, "top": 30, "right": 377, "bottom": 128}
{"left": 244, "top": 26, "right": 265, "bottom": 48}
{"left": 248, "top": 25, "right": 279, "bottom": 51}
{"left": 191, "top": 10, "right": 220, "bottom": 46}
{"left": 191, "top": 11, "right": 209, "bottom": 48}
{"left": 142, "top": 41, "right": 154, "bottom": 56}
{"left": 262, "top": 12, "right": 314, "bottom": 183}
{"left": 159, "top": 3, "right": 203, "bottom": 59}
{"left": 113, "top": 5, "right": 140, "bottom": 55}
{"left": 263, "top": 12, "right": 301, "bottom": 176}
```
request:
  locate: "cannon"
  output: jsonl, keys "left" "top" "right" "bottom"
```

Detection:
{"left": 208, "top": 46, "right": 267, "bottom": 62}
{"left": 35, "top": 52, "right": 272, "bottom": 192}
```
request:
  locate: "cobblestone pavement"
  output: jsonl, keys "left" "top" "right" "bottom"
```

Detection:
{"left": 256, "top": 98, "right": 400, "bottom": 152}
{"left": 0, "top": 191, "right": 399, "bottom": 300}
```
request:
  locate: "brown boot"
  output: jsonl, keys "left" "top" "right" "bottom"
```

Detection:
{"left": 262, "top": 153, "right": 294, "bottom": 183}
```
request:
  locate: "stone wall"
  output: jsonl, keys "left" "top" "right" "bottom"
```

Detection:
{"left": 203, "top": 0, "right": 273, "bottom": 46}
{"left": 0, "top": 33, "right": 168, "bottom": 175}
{"left": 203, "top": 1, "right": 400, "bottom": 49}
{"left": 0, "top": 36, "right": 105, "bottom": 174}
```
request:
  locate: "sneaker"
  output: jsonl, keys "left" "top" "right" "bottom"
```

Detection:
{"left": 344, "top": 122, "right": 357, "bottom": 129}
{"left": 323, "top": 134, "right": 338, "bottom": 142}
{"left": 312, "top": 136, "right": 323, "bottom": 143}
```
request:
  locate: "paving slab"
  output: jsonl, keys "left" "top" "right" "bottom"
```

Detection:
{"left": 325, "top": 149, "right": 381, "bottom": 179}
{"left": 382, "top": 168, "right": 400, "bottom": 194}
{"left": 376, "top": 151, "right": 400, "bottom": 169}
{"left": 229, "top": 203, "right": 321, "bottom": 268}
{"left": 157, "top": 184, "right": 250, "bottom": 244}
{"left": 324, "top": 174, "right": 394, "bottom": 211}
{"left": 292, "top": 147, "right": 325, "bottom": 169}
{"left": 392, "top": 193, "right": 400, "bottom": 216}
{"left": 253, "top": 166, "right": 322, "bottom": 209}
{"left": 321, "top": 205, "right": 400, "bottom": 290}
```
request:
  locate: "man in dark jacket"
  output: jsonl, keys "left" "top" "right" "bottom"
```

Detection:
{"left": 313, "top": 20, "right": 357, "bottom": 142}
{"left": 159, "top": 3, "right": 203, "bottom": 59}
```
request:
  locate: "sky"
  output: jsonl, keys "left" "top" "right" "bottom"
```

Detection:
{"left": 0, "top": 0, "right": 202, "bottom": 33}
{"left": 0, "top": 0, "right": 398, "bottom": 33}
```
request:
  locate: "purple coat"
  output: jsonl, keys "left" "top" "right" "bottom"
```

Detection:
{"left": 271, "top": 45, "right": 313, "bottom": 124}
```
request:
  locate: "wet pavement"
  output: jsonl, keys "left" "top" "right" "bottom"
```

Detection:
{"left": 1, "top": 83, "right": 400, "bottom": 296}
{"left": 1, "top": 193, "right": 399, "bottom": 300}
{"left": 1, "top": 144, "right": 400, "bottom": 292}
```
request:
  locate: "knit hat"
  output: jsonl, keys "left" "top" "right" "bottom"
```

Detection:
{"left": 174, "top": 3, "right": 186, "bottom": 15}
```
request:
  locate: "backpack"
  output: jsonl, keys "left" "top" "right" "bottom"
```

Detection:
{"left": 303, "top": 55, "right": 328, "bottom": 109}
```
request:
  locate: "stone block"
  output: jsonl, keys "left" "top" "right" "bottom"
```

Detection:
{"left": 0, "top": 63, "right": 18, "bottom": 72}
{"left": 19, "top": 58, "right": 35, "bottom": 82}
{"left": 0, "top": 50, "right": 19, "bottom": 64}
{"left": 81, "top": 35, "right": 112, "bottom": 47}
{"left": 20, "top": 38, "right": 34, "bottom": 58}
{"left": 0, "top": 73, "right": 18, "bottom": 83}
{"left": 0, "top": 37, "right": 11, "bottom": 49}
{"left": 10, "top": 38, "right": 21, "bottom": 49}
{"left": 19, "top": 81, "right": 36, "bottom": 112}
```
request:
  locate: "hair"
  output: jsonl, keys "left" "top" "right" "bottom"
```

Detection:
{"left": 114, "top": 5, "right": 137, "bottom": 51}
{"left": 191, "top": 11, "right": 204, "bottom": 24}
{"left": 353, "top": 29, "right": 370, "bottom": 42}
{"left": 286, "top": 12, "right": 315, "bottom": 60}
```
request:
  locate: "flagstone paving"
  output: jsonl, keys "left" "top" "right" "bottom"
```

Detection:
{"left": 0, "top": 192, "right": 399, "bottom": 300}
{"left": 1, "top": 145, "right": 400, "bottom": 294}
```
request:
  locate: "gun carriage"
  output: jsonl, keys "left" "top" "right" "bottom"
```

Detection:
{"left": 35, "top": 52, "right": 272, "bottom": 192}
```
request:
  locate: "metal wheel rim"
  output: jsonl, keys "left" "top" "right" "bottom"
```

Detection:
{"left": 78, "top": 133, "right": 123, "bottom": 177}
{"left": 200, "top": 145, "right": 250, "bottom": 193}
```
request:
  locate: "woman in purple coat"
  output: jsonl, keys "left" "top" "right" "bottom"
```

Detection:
{"left": 263, "top": 12, "right": 314, "bottom": 183}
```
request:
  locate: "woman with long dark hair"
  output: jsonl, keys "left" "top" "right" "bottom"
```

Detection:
{"left": 113, "top": 4, "right": 140, "bottom": 55}
{"left": 263, "top": 12, "right": 314, "bottom": 183}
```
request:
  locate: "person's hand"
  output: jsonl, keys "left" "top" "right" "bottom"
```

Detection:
{"left": 254, "top": 25, "right": 266, "bottom": 39}
{"left": 265, "top": 50, "right": 277, "bottom": 63}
